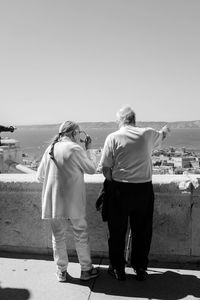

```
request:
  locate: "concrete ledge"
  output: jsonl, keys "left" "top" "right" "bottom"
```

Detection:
{"left": 0, "top": 173, "right": 200, "bottom": 263}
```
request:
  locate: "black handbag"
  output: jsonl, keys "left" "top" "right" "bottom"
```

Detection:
{"left": 96, "top": 179, "right": 114, "bottom": 222}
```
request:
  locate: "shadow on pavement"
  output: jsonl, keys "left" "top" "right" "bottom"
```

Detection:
{"left": 0, "top": 251, "right": 53, "bottom": 261}
{"left": 0, "top": 251, "right": 101, "bottom": 264}
{"left": 91, "top": 266, "right": 200, "bottom": 300}
{"left": 58, "top": 272, "right": 98, "bottom": 288}
{"left": 0, "top": 287, "right": 30, "bottom": 300}
{"left": 149, "top": 259, "right": 200, "bottom": 271}
{"left": 2, "top": 252, "right": 200, "bottom": 299}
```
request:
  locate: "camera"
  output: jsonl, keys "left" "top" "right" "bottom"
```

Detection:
{"left": 79, "top": 131, "right": 92, "bottom": 148}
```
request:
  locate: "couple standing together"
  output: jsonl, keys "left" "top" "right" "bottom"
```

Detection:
{"left": 37, "top": 106, "right": 170, "bottom": 282}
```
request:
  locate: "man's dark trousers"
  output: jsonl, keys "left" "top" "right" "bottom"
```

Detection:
{"left": 107, "top": 180, "right": 154, "bottom": 271}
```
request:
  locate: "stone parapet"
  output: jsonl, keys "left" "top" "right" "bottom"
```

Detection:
{"left": 0, "top": 174, "right": 200, "bottom": 263}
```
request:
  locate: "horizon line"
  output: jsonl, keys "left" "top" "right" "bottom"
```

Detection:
{"left": 14, "top": 119, "right": 200, "bottom": 127}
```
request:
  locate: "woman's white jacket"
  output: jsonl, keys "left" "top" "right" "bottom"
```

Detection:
{"left": 36, "top": 137, "right": 96, "bottom": 219}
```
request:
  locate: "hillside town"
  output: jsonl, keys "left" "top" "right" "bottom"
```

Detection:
{"left": 152, "top": 147, "right": 200, "bottom": 175}
{"left": 20, "top": 147, "right": 200, "bottom": 175}
{"left": 1, "top": 139, "right": 200, "bottom": 175}
{"left": 94, "top": 147, "right": 200, "bottom": 175}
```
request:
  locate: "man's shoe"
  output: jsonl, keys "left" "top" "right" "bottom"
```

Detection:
{"left": 56, "top": 270, "right": 68, "bottom": 282}
{"left": 80, "top": 267, "right": 100, "bottom": 281}
{"left": 108, "top": 265, "right": 126, "bottom": 281}
{"left": 135, "top": 268, "right": 147, "bottom": 281}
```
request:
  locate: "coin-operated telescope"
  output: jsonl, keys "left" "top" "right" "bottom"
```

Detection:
{"left": 0, "top": 125, "right": 16, "bottom": 145}
{"left": 0, "top": 125, "right": 15, "bottom": 133}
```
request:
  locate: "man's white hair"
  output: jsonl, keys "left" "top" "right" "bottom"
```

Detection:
{"left": 116, "top": 106, "right": 136, "bottom": 125}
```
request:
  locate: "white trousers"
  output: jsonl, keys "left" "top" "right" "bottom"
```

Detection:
{"left": 50, "top": 217, "right": 92, "bottom": 272}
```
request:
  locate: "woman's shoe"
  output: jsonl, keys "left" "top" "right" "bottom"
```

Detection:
{"left": 80, "top": 267, "right": 100, "bottom": 281}
{"left": 56, "top": 270, "right": 68, "bottom": 282}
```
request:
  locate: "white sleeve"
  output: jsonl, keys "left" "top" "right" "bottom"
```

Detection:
{"left": 152, "top": 125, "right": 170, "bottom": 147}
{"left": 71, "top": 146, "right": 97, "bottom": 174}
{"left": 98, "top": 135, "right": 114, "bottom": 169}
{"left": 36, "top": 148, "right": 49, "bottom": 182}
{"left": 145, "top": 128, "right": 163, "bottom": 149}
{"left": 152, "top": 130, "right": 163, "bottom": 148}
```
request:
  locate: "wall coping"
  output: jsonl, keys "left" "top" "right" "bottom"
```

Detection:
{"left": 0, "top": 173, "right": 200, "bottom": 185}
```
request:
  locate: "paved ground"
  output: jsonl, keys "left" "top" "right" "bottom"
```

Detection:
{"left": 1, "top": 253, "right": 200, "bottom": 300}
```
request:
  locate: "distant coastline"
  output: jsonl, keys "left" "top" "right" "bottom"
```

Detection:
{"left": 17, "top": 120, "right": 200, "bottom": 130}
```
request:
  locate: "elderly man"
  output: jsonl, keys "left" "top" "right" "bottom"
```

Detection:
{"left": 99, "top": 106, "right": 170, "bottom": 281}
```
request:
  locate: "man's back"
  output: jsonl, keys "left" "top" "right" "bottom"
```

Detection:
{"left": 100, "top": 125, "right": 162, "bottom": 183}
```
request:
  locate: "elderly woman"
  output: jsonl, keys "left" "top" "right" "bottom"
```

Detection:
{"left": 37, "top": 121, "right": 99, "bottom": 282}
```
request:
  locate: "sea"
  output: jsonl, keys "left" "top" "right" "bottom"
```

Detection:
{"left": 2, "top": 127, "right": 200, "bottom": 161}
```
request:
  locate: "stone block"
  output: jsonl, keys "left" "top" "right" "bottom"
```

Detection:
{"left": 151, "top": 190, "right": 191, "bottom": 256}
{"left": 191, "top": 184, "right": 200, "bottom": 256}
{"left": 86, "top": 182, "right": 108, "bottom": 254}
{"left": 0, "top": 181, "right": 50, "bottom": 252}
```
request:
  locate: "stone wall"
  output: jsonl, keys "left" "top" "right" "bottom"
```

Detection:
{"left": 0, "top": 173, "right": 200, "bottom": 262}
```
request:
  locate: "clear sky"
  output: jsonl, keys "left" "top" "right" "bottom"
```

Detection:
{"left": 0, "top": 0, "right": 200, "bottom": 125}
